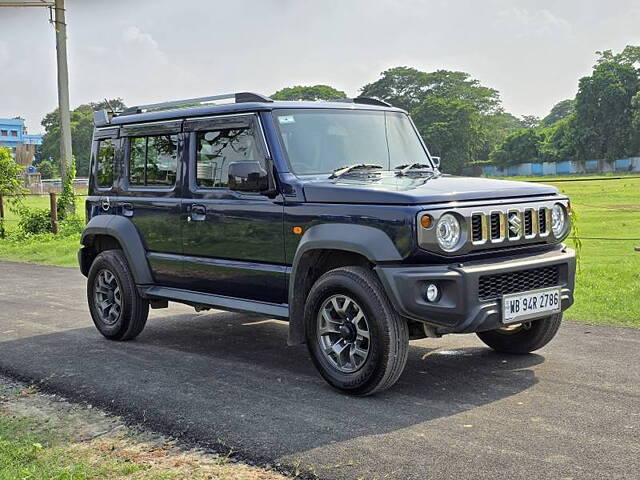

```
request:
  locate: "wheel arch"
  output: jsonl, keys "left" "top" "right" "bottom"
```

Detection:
{"left": 79, "top": 215, "right": 153, "bottom": 284}
{"left": 287, "top": 223, "right": 403, "bottom": 345}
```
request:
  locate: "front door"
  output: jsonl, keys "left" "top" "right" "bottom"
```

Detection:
{"left": 180, "top": 114, "right": 286, "bottom": 304}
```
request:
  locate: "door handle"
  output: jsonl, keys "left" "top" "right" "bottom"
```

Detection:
{"left": 121, "top": 203, "right": 134, "bottom": 217}
{"left": 190, "top": 204, "right": 206, "bottom": 221}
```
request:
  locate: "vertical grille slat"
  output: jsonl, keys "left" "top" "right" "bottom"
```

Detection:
{"left": 471, "top": 214, "right": 483, "bottom": 242}
{"left": 538, "top": 208, "right": 547, "bottom": 234}
{"left": 490, "top": 213, "right": 501, "bottom": 240}
{"left": 524, "top": 210, "right": 533, "bottom": 236}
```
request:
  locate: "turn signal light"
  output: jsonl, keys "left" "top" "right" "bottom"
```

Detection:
{"left": 292, "top": 226, "right": 303, "bottom": 235}
{"left": 420, "top": 215, "right": 433, "bottom": 229}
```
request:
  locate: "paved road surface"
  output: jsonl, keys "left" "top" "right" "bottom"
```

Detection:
{"left": 0, "top": 261, "right": 638, "bottom": 479}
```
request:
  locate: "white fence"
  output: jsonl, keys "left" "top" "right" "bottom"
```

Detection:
{"left": 482, "top": 157, "right": 640, "bottom": 177}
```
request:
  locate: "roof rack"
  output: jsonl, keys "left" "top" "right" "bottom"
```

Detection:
{"left": 335, "top": 97, "right": 393, "bottom": 107}
{"left": 94, "top": 92, "right": 273, "bottom": 127}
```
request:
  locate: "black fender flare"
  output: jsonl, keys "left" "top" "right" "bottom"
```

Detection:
{"left": 80, "top": 215, "right": 153, "bottom": 285}
{"left": 287, "top": 223, "right": 403, "bottom": 345}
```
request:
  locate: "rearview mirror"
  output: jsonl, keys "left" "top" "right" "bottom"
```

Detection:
{"left": 431, "top": 156, "right": 441, "bottom": 169}
{"left": 228, "top": 161, "right": 269, "bottom": 193}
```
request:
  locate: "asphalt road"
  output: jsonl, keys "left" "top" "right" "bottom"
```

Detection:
{"left": 0, "top": 260, "right": 638, "bottom": 479}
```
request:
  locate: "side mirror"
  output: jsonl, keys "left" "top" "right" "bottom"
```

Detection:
{"left": 431, "top": 156, "right": 441, "bottom": 169}
{"left": 228, "top": 161, "right": 269, "bottom": 193}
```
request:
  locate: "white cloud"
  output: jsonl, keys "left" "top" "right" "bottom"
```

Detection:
{"left": 122, "top": 25, "right": 159, "bottom": 50}
{"left": 495, "top": 7, "right": 573, "bottom": 38}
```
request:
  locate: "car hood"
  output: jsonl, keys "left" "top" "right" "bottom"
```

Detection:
{"left": 301, "top": 173, "right": 558, "bottom": 205}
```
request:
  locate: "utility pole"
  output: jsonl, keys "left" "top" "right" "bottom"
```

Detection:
{"left": 53, "top": 0, "right": 72, "bottom": 179}
{"left": 0, "top": 0, "right": 72, "bottom": 179}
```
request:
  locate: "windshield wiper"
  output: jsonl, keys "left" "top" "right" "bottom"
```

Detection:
{"left": 394, "top": 163, "right": 436, "bottom": 177}
{"left": 330, "top": 163, "right": 383, "bottom": 179}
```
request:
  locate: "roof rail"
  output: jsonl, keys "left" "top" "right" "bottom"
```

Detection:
{"left": 335, "top": 97, "right": 393, "bottom": 108}
{"left": 93, "top": 92, "right": 274, "bottom": 126}
{"left": 120, "top": 92, "right": 273, "bottom": 116}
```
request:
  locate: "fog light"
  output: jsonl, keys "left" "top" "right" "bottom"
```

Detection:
{"left": 425, "top": 283, "right": 439, "bottom": 302}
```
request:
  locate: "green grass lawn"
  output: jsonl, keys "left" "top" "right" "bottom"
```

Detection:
{"left": 1, "top": 181, "right": 638, "bottom": 327}
{"left": 530, "top": 176, "right": 640, "bottom": 327}
{"left": 0, "top": 195, "right": 84, "bottom": 267}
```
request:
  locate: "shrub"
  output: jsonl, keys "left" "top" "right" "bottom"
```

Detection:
{"left": 17, "top": 207, "right": 52, "bottom": 235}
{"left": 59, "top": 214, "right": 84, "bottom": 236}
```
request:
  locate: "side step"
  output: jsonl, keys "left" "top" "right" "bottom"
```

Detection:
{"left": 144, "top": 286, "right": 289, "bottom": 320}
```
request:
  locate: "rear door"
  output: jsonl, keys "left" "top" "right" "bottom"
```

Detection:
{"left": 180, "top": 113, "right": 286, "bottom": 304}
{"left": 118, "top": 120, "right": 184, "bottom": 286}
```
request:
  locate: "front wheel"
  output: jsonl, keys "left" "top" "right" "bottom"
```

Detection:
{"left": 304, "top": 266, "right": 409, "bottom": 396}
{"left": 476, "top": 313, "right": 562, "bottom": 354}
{"left": 87, "top": 250, "right": 149, "bottom": 341}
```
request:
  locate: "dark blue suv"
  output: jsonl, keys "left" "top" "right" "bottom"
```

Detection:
{"left": 79, "top": 92, "right": 576, "bottom": 395}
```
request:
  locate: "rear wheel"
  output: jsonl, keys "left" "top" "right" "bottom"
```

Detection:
{"left": 476, "top": 314, "right": 562, "bottom": 354}
{"left": 87, "top": 250, "right": 149, "bottom": 341}
{"left": 304, "top": 266, "right": 409, "bottom": 396}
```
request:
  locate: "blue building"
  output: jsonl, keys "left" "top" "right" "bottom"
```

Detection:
{"left": 0, "top": 117, "right": 43, "bottom": 164}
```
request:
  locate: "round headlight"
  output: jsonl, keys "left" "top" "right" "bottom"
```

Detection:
{"left": 436, "top": 213, "right": 461, "bottom": 252}
{"left": 551, "top": 203, "right": 567, "bottom": 237}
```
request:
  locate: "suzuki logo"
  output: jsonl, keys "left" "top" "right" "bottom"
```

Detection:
{"left": 508, "top": 212, "right": 522, "bottom": 237}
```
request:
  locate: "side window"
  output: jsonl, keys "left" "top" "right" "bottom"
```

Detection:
{"left": 96, "top": 138, "right": 115, "bottom": 188}
{"left": 195, "top": 127, "right": 261, "bottom": 188}
{"left": 129, "top": 137, "right": 146, "bottom": 186}
{"left": 128, "top": 135, "right": 178, "bottom": 187}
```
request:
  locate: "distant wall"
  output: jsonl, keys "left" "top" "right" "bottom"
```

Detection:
{"left": 482, "top": 158, "right": 640, "bottom": 177}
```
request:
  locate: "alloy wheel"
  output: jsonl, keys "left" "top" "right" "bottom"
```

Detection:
{"left": 316, "top": 294, "right": 371, "bottom": 373}
{"left": 94, "top": 269, "right": 122, "bottom": 325}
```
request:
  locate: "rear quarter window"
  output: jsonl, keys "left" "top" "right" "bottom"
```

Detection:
{"left": 96, "top": 139, "right": 115, "bottom": 188}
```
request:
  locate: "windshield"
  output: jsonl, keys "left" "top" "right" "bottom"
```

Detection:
{"left": 274, "top": 109, "right": 431, "bottom": 175}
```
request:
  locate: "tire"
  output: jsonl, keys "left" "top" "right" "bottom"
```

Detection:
{"left": 304, "top": 266, "right": 409, "bottom": 396}
{"left": 87, "top": 249, "right": 149, "bottom": 341}
{"left": 476, "top": 313, "right": 562, "bottom": 354}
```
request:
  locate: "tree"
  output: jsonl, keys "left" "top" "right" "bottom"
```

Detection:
{"left": 0, "top": 147, "right": 24, "bottom": 196}
{"left": 359, "top": 67, "right": 430, "bottom": 111}
{"left": 596, "top": 45, "right": 640, "bottom": 67}
{"left": 40, "top": 99, "right": 126, "bottom": 177}
{"left": 36, "top": 158, "right": 59, "bottom": 179}
{"left": 520, "top": 115, "right": 541, "bottom": 129}
{"left": 489, "top": 128, "right": 546, "bottom": 165}
{"left": 631, "top": 92, "right": 640, "bottom": 154}
{"left": 476, "top": 112, "right": 524, "bottom": 161}
{"left": 541, "top": 99, "right": 575, "bottom": 126}
{"left": 412, "top": 97, "right": 482, "bottom": 173}
{"left": 573, "top": 57, "right": 639, "bottom": 160}
{"left": 540, "top": 114, "right": 578, "bottom": 162}
{"left": 360, "top": 67, "right": 501, "bottom": 113}
{"left": 271, "top": 85, "right": 346, "bottom": 101}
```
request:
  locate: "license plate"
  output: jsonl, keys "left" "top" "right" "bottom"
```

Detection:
{"left": 502, "top": 287, "right": 561, "bottom": 324}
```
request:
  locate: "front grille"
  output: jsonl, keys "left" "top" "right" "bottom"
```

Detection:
{"left": 469, "top": 204, "right": 555, "bottom": 245}
{"left": 478, "top": 265, "right": 560, "bottom": 300}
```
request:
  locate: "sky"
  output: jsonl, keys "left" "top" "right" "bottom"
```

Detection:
{"left": 1, "top": 0, "right": 639, "bottom": 133}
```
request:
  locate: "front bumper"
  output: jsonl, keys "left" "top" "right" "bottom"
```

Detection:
{"left": 375, "top": 246, "right": 576, "bottom": 334}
